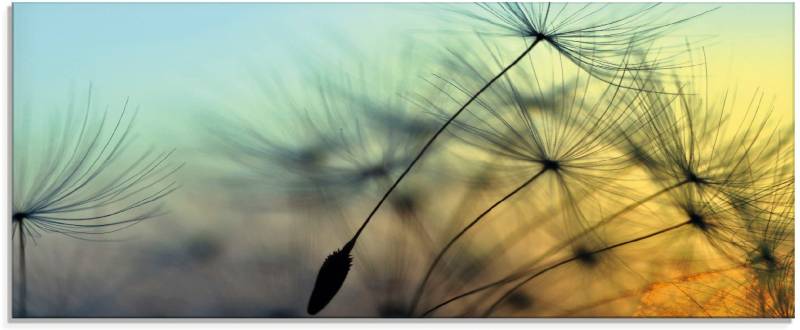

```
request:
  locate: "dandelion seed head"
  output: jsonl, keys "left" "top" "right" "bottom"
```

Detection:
{"left": 12, "top": 88, "right": 181, "bottom": 239}
{"left": 752, "top": 243, "right": 778, "bottom": 271}
{"left": 573, "top": 246, "right": 599, "bottom": 266}
{"left": 452, "top": 3, "right": 715, "bottom": 89}
{"left": 356, "top": 163, "right": 391, "bottom": 181}
{"left": 540, "top": 159, "right": 560, "bottom": 172}
{"left": 687, "top": 211, "right": 708, "bottom": 232}
{"left": 12, "top": 212, "right": 27, "bottom": 223}
{"left": 432, "top": 47, "right": 646, "bottom": 182}
{"left": 389, "top": 191, "right": 420, "bottom": 218}
{"left": 295, "top": 147, "right": 330, "bottom": 170}
{"left": 684, "top": 170, "right": 708, "bottom": 186}
{"left": 622, "top": 67, "right": 791, "bottom": 218}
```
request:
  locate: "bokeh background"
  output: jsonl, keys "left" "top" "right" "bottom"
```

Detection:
{"left": 12, "top": 3, "right": 793, "bottom": 317}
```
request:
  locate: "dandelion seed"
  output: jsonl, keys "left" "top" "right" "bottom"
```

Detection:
{"left": 619, "top": 57, "right": 790, "bottom": 205}
{"left": 408, "top": 50, "right": 652, "bottom": 315}
{"left": 302, "top": 3, "right": 712, "bottom": 315}
{"left": 307, "top": 239, "right": 354, "bottom": 315}
{"left": 455, "top": 3, "right": 716, "bottom": 88}
{"left": 213, "top": 71, "right": 429, "bottom": 212}
{"left": 12, "top": 87, "right": 181, "bottom": 317}
{"left": 418, "top": 68, "right": 793, "bottom": 315}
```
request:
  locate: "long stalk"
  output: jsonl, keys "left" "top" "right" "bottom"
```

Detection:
{"left": 308, "top": 37, "right": 547, "bottom": 315}
{"left": 420, "top": 180, "right": 688, "bottom": 316}
{"left": 481, "top": 219, "right": 692, "bottom": 317}
{"left": 348, "top": 37, "right": 544, "bottom": 246}
{"left": 408, "top": 167, "right": 548, "bottom": 314}
{"left": 17, "top": 222, "right": 27, "bottom": 318}
{"left": 442, "top": 184, "right": 594, "bottom": 297}
{"left": 513, "top": 180, "right": 689, "bottom": 269}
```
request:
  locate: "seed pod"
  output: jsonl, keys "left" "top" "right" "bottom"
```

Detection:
{"left": 307, "top": 239, "right": 355, "bottom": 315}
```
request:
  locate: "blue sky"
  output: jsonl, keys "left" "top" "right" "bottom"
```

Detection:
{"left": 13, "top": 3, "right": 793, "bottom": 146}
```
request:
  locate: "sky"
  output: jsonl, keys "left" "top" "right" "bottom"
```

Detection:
{"left": 10, "top": 3, "right": 795, "bottom": 317}
{"left": 14, "top": 3, "right": 793, "bottom": 123}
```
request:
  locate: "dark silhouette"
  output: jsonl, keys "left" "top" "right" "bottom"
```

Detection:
{"left": 307, "top": 239, "right": 355, "bottom": 315}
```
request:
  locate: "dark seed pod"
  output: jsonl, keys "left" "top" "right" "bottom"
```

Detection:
{"left": 307, "top": 239, "right": 355, "bottom": 315}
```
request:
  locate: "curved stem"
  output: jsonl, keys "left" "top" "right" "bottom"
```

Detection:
{"left": 443, "top": 185, "right": 594, "bottom": 296}
{"left": 349, "top": 37, "right": 544, "bottom": 245}
{"left": 409, "top": 167, "right": 547, "bottom": 315}
{"left": 482, "top": 219, "right": 692, "bottom": 317}
{"left": 420, "top": 180, "right": 687, "bottom": 316}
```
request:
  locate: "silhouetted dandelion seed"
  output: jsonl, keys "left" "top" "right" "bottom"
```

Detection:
{"left": 456, "top": 3, "right": 716, "bottom": 88}
{"left": 12, "top": 87, "right": 182, "bottom": 317}
{"left": 408, "top": 55, "right": 652, "bottom": 314}
{"left": 210, "top": 68, "right": 441, "bottom": 315}
{"left": 619, "top": 61, "right": 792, "bottom": 215}
{"left": 415, "top": 58, "right": 792, "bottom": 316}
{"left": 474, "top": 165, "right": 781, "bottom": 316}
{"left": 305, "top": 3, "right": 716, "bottom": 316}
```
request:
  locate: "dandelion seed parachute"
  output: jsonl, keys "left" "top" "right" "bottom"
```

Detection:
{"left": 453, "top": 3, "right": 716, "bottom": 89}
{"left": 211, "top": 58, "right": 451, "bottom": 315}
{"left": 210, "top": 69, "right": 434, "bottom": 212}
{"left": 620, "top": 68, "right": 790, "bottom": 199}
{"left": 504, "top": 86, "right": 791, "bottom": 317}
{"left": 301, "top": 3, "right": 725, "bottom": 316}
{"left": 301, "top": 3, "right": 713, "bottom": 316}
{"left": 407, "top": 45, "right": 662, "bottom": 315}
{"left": 12, "top": 88, "right": 182, "bottom": 239}
{"left": 414, "top": 58, "right": 793, "bottom": 316}
{"left": 12, "top": 87, "right": 181, "bottom": 317}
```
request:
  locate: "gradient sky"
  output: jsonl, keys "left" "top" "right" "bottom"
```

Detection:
{"left": 14, "top": 3, "right": 792, "bottom": 118}
{"left": 11, "top": 3, "right": 795, "bottom": 317}
{"left": 12, "top": 2, "right": 794, "bottom": 185}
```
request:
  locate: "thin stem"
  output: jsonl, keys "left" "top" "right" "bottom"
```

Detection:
{"left": 420, "top": 180, "right": 687, "bottom": 316}
{"left": 519, "top": 180, "right": 689, "bottom": 265}
{"left": 482, "top": 219, "right": 692, "bottom": 317}
{"left": 17, "top": 222, "right": 27, "bottom": 318}
{"left": 409, "top": 167, "right": 548, "bottom": 315}
{"left": 350, "top": 37, "right": 544, "bottom": 244}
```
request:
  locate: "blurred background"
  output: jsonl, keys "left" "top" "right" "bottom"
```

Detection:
{"left": 11, "top": 3, "right": 793, "bottom": 317}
